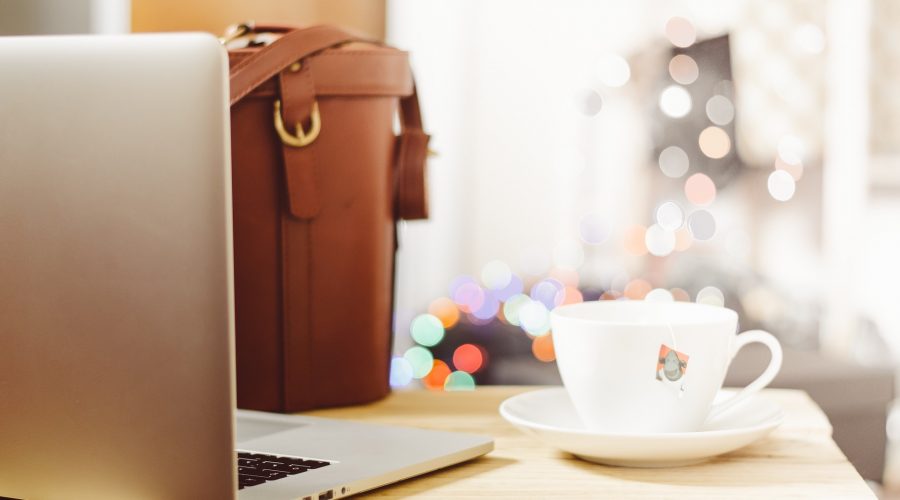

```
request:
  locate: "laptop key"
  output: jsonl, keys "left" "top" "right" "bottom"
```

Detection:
{"left": 235, "top": 451, "right": 332, "bottom": 488}
{"left": 293, "top": 459, "right": 330, "bottom": 469}
{"left": 238, "top": 475, "right": 266, "bottom": 487}
{"left": 239, "top": 466, "right": 287, "bottom": 480}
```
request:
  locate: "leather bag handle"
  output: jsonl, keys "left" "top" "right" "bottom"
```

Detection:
{"left": 229, "top": 24, "right": 362, "bottom": 106}
{"left": 227, "top": 24, "right": 429, "bottom": 220}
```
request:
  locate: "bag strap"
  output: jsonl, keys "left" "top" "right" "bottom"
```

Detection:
{"left": 229, "top": 24, "right": 362, "bottom": 106}
{"left": 395, "top": 86, "right": 429, "bottom": 220}
{"left": 228, "top": 24, "right": 429, "bottom": 221}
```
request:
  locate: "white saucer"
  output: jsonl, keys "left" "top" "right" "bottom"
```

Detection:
{"left": 499, "top": 387, "right": 784, "bottom": 467}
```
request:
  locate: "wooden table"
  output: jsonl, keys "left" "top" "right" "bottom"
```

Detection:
{"left": 306, "top": 387, "right": 874, "bottom": 498}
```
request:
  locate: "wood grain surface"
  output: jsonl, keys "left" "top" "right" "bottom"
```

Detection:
{"left": 305, "top": 386, "right": 874, "bottom": 499}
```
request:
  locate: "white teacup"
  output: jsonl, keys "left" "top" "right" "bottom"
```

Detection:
{"left": 550, "top": 300, "right": 782, "bottom": 434}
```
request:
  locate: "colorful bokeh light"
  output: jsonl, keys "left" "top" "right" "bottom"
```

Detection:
{"left": 481, "top": 260, "right": 512, "bottom": 290}
{"left": 452, "top": 281, "right": 486, "bottom": 313}
{"left": 494, "top": 274, "right": 524, "bottom": 302}
{"left": 556, "top": 286, "right": 584, "bottom": 306}
{"left": 624, "top": 279, "right": 652, "bottom": 300}
{"left": 698, "top": 126, "right": 731, "bottom": 159}
{"left": 444, "top": 371, "right": 476, "bottom": 391}
{"left": 428, "top": 297, "right": 460, "bottom": 329}
{"left": 624, "top": 224, "right": 649, "bottom": 256}
{"left": 423, "top": 360, "right": 452, "bottom": 391}
{"left": 530, "top": 278, "right": 564, "bottom": 310}
{"left": 684, "top": 173, "right": 716, "bottom": 206}
{"left": 389, "top": 357, "right": 414, "bottom": 388}
{"left": 665, "top": 16, "right": 696, "bottom": 48}
{"left": 668, "top": 54, "right": 699, "bottom": 85}
{"left": 404, "top": 346, "right": 435, "bottom": 379}
{"left": 519, "top": 300, "right": 551, "bottom": 336}
{"left": 503, "top": 294, "right": 531, "bottom": 326}
{"left": 410, "top": 314, "right": 445, "bottom": 347}
{"left": 532, "top": 334, "right": 556, "bottom": 362}
{"left": 453, "top": 343, "right": 484, "bottom": 373}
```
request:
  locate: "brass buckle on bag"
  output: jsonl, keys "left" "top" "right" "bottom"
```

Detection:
{"left": 274, "top": 100, "right": 321, "bottom": 148}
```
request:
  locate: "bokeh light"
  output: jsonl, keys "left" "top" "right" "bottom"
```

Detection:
{"left": 645, "top": 288, "right": 675, "bottom": 302}
{"left": 668, "top": 54, "right": 699, "bottom": 85}
{"left": 656, "top": 201, "right": 685, "bottom": 230}
{"left": 658, "top": 145, "right": 690, "bottom": 178}
{"left": 481, "top": 259, "right": 512, "bottom": 290}
{"left": 671, "top": 288, "right": 691, "bottom": 301}
{"left": 428, "top": 297, "right": 460, "bottom": 329}
{"left": 579, "top": 212, "right": 612, "bottom": 245}
{"left": 423, "top": 360, "right": 452, "bottom": 390}
{"left": 448, "top": 275, "right": 475, "bottom": 297}
{"left": 688, "top": 209, "right": 717, "bottom": 240}
{"left": 494, "top": 274, "right": 524, "bottom": 302}
{"left": 532, "top": 334, "right": 556, "bottom": 362}
{"left": 684, "top": 173, "right": 716, "bottom": 206}
{"left": 674, "top": 226, "right": 693, "bottom": 251}
{"left": 768, "top": 170, "right": 796, "bottom": 201}
{"left": 600, "top": 291, "right": 622, "bottom": 300}
{"left": 519, "top": 300, "right": 551, "bottom": 336}
{"left": 624, "top": 224, "right": 649, "bottom": 256}
{"left": 549, "top": 267, "right": 580, "bottom": 287}
{"left": 452, "top": 281, "right": 486, "bottom": 313}
{"left": 596, "top": 54, "right": 631, "bottom": 88}
{"left": 696, "top": 286, "right": 725, "bottom": 307}
{"left": 775, "top": 155, "right": 804, "bottom": 181}
{"left": 659, "top": 85, "right": 692, "bottom": 118}
{"left": 444, "top": 371, "right": 476, "bottom": 391}
{"left": 645, "top": 224, "right": 676, "bottom": 257}
{"left": 404, "top": 346, "right": 434, "bottom": 379}
{"left": 665, "top": 16, "right": 696, "bottom": 48}
{"left": 624, "top": 279, "right": 652, "bottom": 300}
{"left": 698, "top": 126, "right": 731, "bottom": 159}
{"left": 777, "top": 135, "right": 805, "bottom": 165}
{"left": 389, "top": 357, "right": 414, "bottom": 388}
{"left": 453, "top": 343, "right": 484, "bottom": 373}
{"left": 471, "top": 292, "right": 500, "bottom": 321}
{"left": 574, "top": 88, "right": 603, "bottom": 116}
{"left": 555, "top": 286, "right": 584, "bottom": 306}
{"left": 530, "top": 278, "right": 564, "bottom": 309}
{"left": 410, "top": 314, "right": 445, "bottom": 347}
{"left": 705, "top": 95, "right": 735, "bottom": 125}
{"left": 503, "top": 294, "right": 532, "bottom": 326}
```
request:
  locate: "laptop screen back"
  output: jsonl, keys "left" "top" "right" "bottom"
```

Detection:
{"left": 0, "top": 33, "right": 236, "bottom": 499}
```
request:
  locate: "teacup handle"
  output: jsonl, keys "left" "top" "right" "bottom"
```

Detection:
{"left": 707, "top": 330, "right": 783, "bottom": 420}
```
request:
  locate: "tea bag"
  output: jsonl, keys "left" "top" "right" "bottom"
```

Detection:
{"left": 656, "top": 324, "right": 689, "bottom": 397}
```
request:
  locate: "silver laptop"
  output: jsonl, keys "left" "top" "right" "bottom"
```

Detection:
{"left": 0, "top": 33, "right": 492, "bottom": 499}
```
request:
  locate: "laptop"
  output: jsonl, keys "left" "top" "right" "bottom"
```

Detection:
{"left": 0, "top": 33, "right": 492, "bottom": 499}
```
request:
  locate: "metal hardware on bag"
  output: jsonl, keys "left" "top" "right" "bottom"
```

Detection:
{"left": 289, "top": 61, "right": 302, "bottom": 72}
{"left": 219, "top": 22, "right": 253, "bottom": 45}
{"left": 274, "top": 99, "right": 321, "bottom": 147}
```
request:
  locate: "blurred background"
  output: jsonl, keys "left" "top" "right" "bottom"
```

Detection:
{"left": 3, "top": 0, "right": 899, "bottom": 492}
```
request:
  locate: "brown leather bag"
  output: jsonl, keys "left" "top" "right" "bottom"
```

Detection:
{"left": 227, "top": 24, "right": 429, "bottom": 412}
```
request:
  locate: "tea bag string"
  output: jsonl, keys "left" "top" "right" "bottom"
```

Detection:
{"left": 667, "top": 322, "right": 678, "bottom": 350}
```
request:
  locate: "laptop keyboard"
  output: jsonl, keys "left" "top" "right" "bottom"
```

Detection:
{"left": 237, "top": 451, "right": 332, "bottom": 490}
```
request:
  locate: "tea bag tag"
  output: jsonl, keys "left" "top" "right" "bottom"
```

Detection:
{"left": 656, "top": 343, "right": 689, "bottom": 396}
